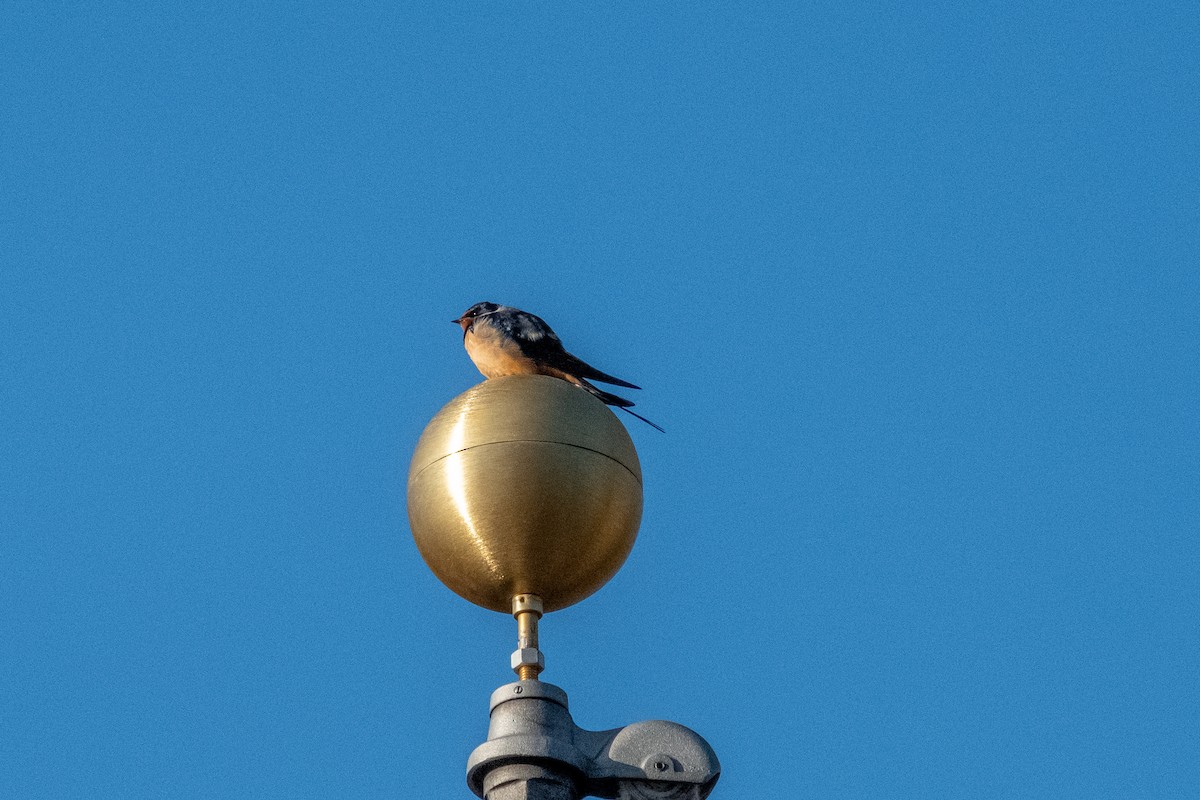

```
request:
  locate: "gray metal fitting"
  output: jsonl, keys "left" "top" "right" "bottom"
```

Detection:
{"left": 468, "top": 681, "right": 719, "bottom": 800}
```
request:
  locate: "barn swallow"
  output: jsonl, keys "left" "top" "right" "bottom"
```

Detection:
{"left": 452, "top": 302, "right": 664, "bottom": 432}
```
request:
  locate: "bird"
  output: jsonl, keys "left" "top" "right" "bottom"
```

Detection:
{"left": 452, "top": 301, "right": 664, "bottom": 432}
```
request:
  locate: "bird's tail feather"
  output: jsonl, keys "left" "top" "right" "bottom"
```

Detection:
{"left": 586, "top": 383, "right": 664, "bottom": 433}
{"left": 591, "top": 386, "right": 635, "bottom": 408}
{"left": 618, "top": 406, "right": 665, "bottom": 433}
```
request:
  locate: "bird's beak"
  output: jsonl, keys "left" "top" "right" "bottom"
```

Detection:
{"left": 451, "top": 317, "right": 462, "bottom": 324}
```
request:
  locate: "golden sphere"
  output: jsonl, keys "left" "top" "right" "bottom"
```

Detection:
{"left": 407, "top": 375, "right": 643, "bottom": 613}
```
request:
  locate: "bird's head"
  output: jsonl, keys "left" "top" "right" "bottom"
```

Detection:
{"left": 452, "top": 301, "right": 501, "bottom": 332}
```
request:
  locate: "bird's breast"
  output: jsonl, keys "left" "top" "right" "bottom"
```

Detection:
{"left": 464, "top": 327, "right": 540, "bottom": 378}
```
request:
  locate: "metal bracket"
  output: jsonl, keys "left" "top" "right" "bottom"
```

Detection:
{"left": 467, "top": 681, "right": 720, "bottom": 800}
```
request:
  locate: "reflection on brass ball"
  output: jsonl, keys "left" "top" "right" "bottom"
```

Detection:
{"left": 407, "top": 375, "right": 643, "bottom": 613}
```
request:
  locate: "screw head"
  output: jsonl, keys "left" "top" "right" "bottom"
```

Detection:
{"left": 643, "top": 754, "right": 678, "bottom": 775}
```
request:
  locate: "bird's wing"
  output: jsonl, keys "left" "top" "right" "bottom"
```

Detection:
{"left": 501, "top": 312, "right": 643, "bottom": 390}
{"left": 546, "top": 350, "right": 641, "bottom": 389}
{"left": 497, "top": 308, "right": 560, "bottom": 345}
{"left": 496, "top": 309, "right": 643, "bottom": 391}
{"left": 513, "top": 342, "right": 634, "bottom": 388}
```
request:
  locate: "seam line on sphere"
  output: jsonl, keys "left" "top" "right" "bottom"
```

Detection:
{"left": 413, "top": 440, "right": 641, "bottom": 484}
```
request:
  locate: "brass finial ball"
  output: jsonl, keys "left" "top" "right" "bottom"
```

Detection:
{"left": 407, "top": 375, "right": 643, "bottom": 613}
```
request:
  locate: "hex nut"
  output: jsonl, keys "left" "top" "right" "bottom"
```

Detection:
{"left": 510, "top": 648, "right": 545, "bottom": 670}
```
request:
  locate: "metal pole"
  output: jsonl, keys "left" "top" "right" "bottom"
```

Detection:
{"left": 481, "top": 763, "right": 577, "bottom": 800}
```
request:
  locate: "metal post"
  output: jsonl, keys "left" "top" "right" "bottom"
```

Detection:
{"left": 481, "top": 762, "right": 578, "bottom": 800}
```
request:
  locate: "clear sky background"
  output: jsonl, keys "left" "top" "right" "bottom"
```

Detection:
{"left": 4, "top": 3, "right": 1197, "bottom": 798}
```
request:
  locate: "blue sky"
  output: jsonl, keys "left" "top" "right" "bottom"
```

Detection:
{"left": 3, "top": 3, "right": 1197, "bottom": 798}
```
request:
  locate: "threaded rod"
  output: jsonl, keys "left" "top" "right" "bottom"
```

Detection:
{"left": 512, "top": 593, "right": 545, "bottom": 680}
